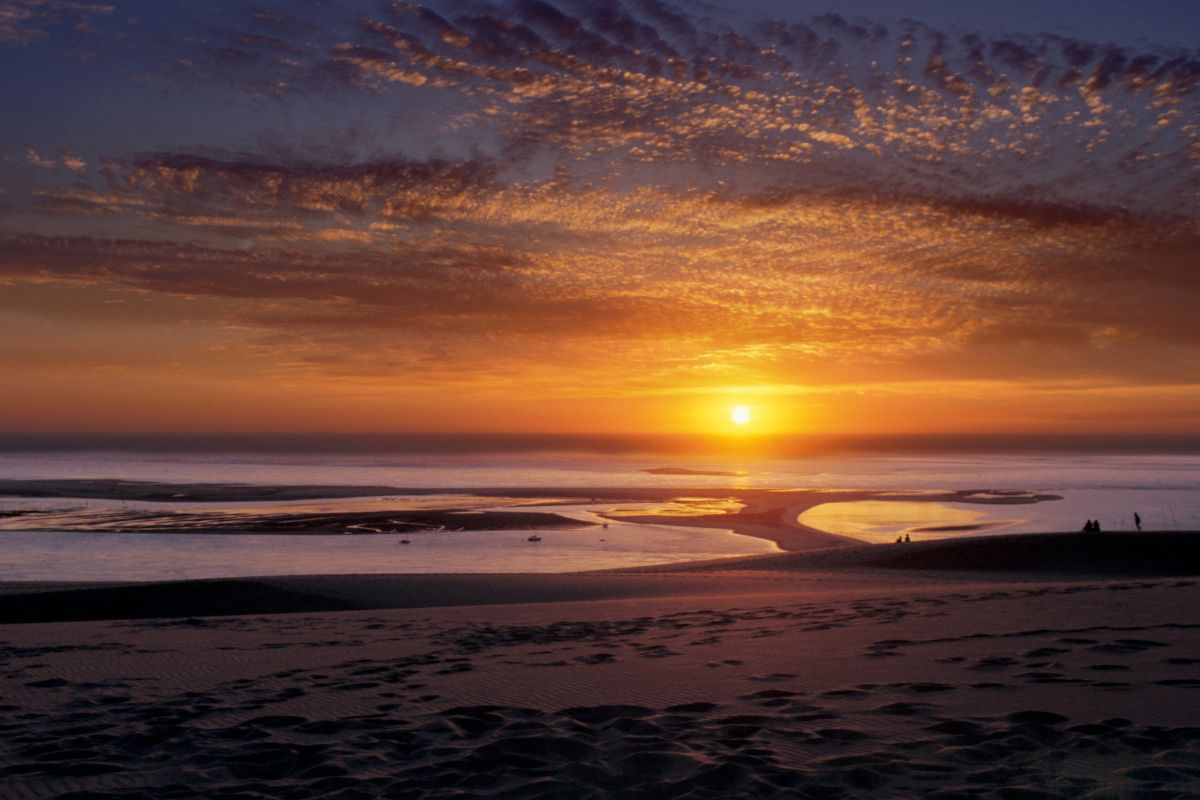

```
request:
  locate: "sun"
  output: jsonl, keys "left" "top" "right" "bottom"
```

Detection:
{"left": 731, "top": 405, "right": 752, "bottom": 426}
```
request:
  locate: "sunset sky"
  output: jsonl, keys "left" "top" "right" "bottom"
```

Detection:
{"left": 2, "top": 1, "right": 1199, "bottom": 439}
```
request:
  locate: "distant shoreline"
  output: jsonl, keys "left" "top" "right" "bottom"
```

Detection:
{"left": 639, "top": 467, "right": 750, "bottom": 476}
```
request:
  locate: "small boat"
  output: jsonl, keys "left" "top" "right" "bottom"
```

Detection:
{"left": 399, "top": 539, "right": 410, "bottom": 544}
{"left": 527, "top": 535, "right": 542, "bottom": 542}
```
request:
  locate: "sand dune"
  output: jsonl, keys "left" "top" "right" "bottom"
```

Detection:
{"left": 671, "top": 532, "right": 1200, "bottom": 577}
{"left": 0, "top": 533, "right": 1184, "bottom": 625}
{"left": 800, "top": 531, "right": 1200, "bottom": 575}
{"left": 1, "top": 533, "right": 1197, "bottom": 626}
{"left": 1, "top": 574, "right": 1198, "bottom": 798}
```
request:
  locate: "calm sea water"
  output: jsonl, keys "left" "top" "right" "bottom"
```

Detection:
{"left": 0, "top": 505, "right": 779, "bottom": 582}
{"left": 0, "top": 451, "right": 1196, "bottom": 580}
{"left": 1, "top": 450, "right": 1198, "bottom": 491}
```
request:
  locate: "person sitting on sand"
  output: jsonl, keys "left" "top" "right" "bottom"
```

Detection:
{"left": 1093, "top": 519, "right": 1102, "bottom": 532}
{"left": 1134, "top": 512, "right": 1142, "bottom": 531}
{"left": 904, "top": 533, "right": 911, "bottom": 543}
{"left": 1082, "top": 520, "right": 1091, "bottom": 532}
{"left": 895, "top": 535, "right": 903, "bottom": 544}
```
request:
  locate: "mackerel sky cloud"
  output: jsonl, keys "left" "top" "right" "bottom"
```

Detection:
{"left": 2, "top": 1, "right": 1199, "bottom": 435}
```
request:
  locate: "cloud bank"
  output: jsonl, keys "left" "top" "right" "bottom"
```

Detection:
{"left": 2, "top": 0, "right": 1199, "bottom": 432}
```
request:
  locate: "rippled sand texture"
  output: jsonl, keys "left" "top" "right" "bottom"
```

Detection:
{"left": 1, "top": 575, "right": 1198, "bottom": 798}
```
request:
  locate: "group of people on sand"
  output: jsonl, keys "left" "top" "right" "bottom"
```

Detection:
{"left": 894, "top": 533, "right": 911, "bottom": 543}
{"left": 1082, "top": 512, "right": 1142, "bottom": 533}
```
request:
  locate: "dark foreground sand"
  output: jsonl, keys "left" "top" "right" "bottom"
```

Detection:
{"left": 1, "top": 532, "right": 1199, "bottom": 798}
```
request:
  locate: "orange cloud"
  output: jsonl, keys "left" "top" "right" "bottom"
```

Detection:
{"left": 4, "top": 2, "right": 1200, "bottom": 435}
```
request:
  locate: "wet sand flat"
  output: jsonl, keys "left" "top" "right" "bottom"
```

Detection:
{"left": 0, "top": 479, "right": 1060, "bottom": 546}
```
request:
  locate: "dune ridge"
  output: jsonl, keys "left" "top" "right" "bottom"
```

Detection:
{"left": 1, "top": 533, "right": 1197, "bottom": 625}
{"left": 2, "top": 574, "right": 1198, "bottom": 798}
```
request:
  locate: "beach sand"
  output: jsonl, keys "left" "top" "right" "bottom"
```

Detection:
{"left": 1, "top": 483, "right": 1198, "bottom": 797}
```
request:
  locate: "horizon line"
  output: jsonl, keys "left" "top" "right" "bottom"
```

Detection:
{"left": 2, "top": 432, "right": 1200, "bottom": 456}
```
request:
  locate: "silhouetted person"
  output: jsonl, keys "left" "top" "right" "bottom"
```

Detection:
{"left": 1094, "top": 519, "right": 1102, "bottom": 532}
{"left": 1082, "top": 520, "right": 1091, "bottom": 532}
{"left": 895, "top": 535, "right": 903, "bottom": 544}
{"left": 1134, "top": 512, "right": 1142, "bottom": 531}
{"left": 904, "top": 533, "right": 911, "bottom": 543}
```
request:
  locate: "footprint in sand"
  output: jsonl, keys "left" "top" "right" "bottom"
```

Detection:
{"left": 573, "top": 652, "right": 616, "bottom": 665}
{"left": 1088, "top": 639, "right": 1170, "bottom": 655}
{"left": 745, "top": 672, "right": 797, "bottom": 683}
